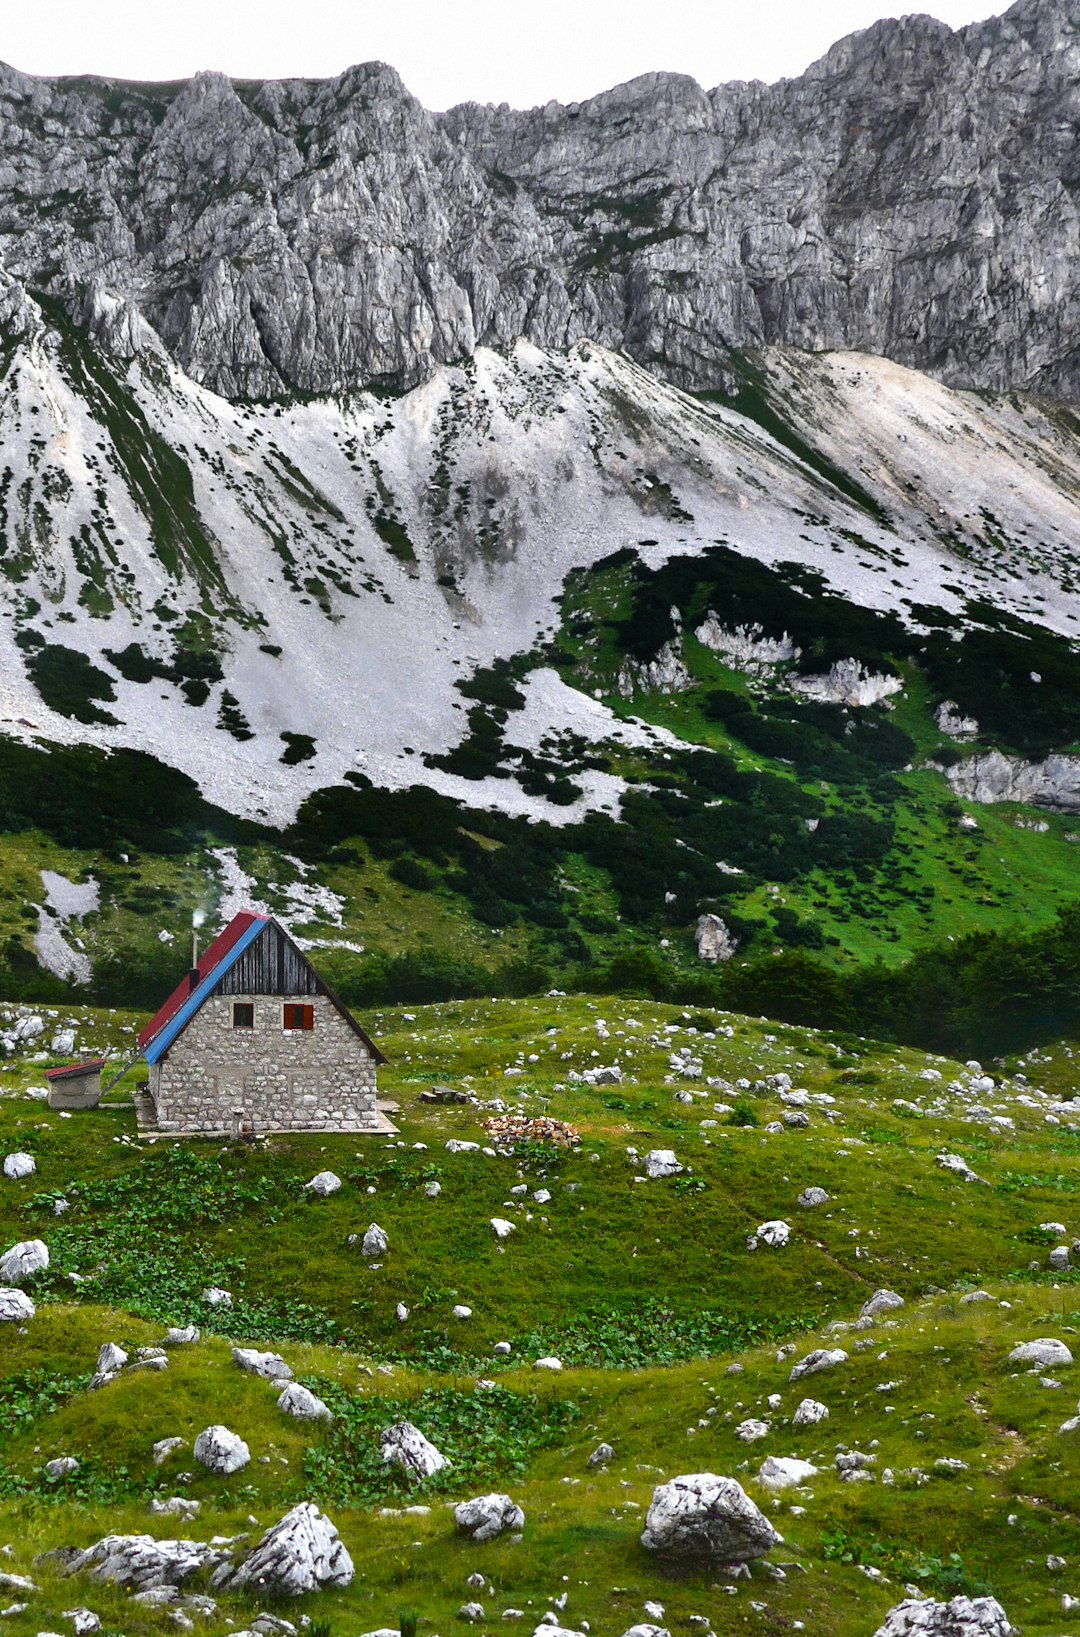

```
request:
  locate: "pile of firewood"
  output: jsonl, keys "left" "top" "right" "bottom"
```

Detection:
{"left": 484, "top": 1113, "right": 581, "bottom": 1149}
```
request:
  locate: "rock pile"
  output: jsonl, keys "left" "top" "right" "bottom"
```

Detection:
{"left": 484, "top": 1115, "right": 580, "bottom": 1150}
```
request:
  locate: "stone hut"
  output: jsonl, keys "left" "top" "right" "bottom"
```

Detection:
{"left": 138, "top": 911, "right": 387, "bottom": 1134}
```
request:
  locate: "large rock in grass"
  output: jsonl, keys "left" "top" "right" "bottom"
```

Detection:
{"left": 3, "top": 1153, "right": 35, "bottom": 1180}
{"left": 454, "top": 1493, "right": 525, "bottom": 1542}
{"left": 224, "top": 1502, "right": 353, "bottom": 1595}
{"left": 65, "top": 1535, "right": 229, "bottom": 1591}
{"left": 643, "top": 1150, "right": 683, "bottom": 1179}
{"left": 277, "top": 1383, "right": 333, "bottom": 1422}
{"left": 861, "top": 1290, "right": 905, "bottom": 1320}
{"left": 379, "top": 1421, "right": 449, "bottom": 1480}
{"left": 193, "top": 1426, "right": 250, "bottom": 1476}
{"left": 232, "top": 1347, "right": 294, "bottom": 1383}
{"left": 640, "top": 1473, "right": 781, "bottom": 1561}
{"left": 790, "top": 1347, "right": 847, "bottom": 1382}
{"left": 0, "top": 1288, "right": 34, "bottom": 1322}
{"left": 1008, "top": 1338, "right": 1073, "bottom": 1369}
{"left": 0, "top": 1240, "right": 48, "bottom": 1283}
{"left": 872, "top": 1595, "right": 1014, "bottom": 1636}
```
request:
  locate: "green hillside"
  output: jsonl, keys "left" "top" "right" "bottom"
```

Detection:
{"left": 0, "top": 998, "right": 1078, "bottom": 1636}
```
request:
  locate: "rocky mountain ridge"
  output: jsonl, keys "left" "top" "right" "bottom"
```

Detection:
{"left": 0, "top": 0, "right": 1076, "bottom": 399}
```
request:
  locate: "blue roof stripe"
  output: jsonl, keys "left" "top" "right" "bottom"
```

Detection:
{"left": 144, "top": 918, "right": 267, "bottom": 1064}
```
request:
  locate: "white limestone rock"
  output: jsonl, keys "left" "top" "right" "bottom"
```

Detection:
{"left": 490, "top": 1218, "right": 516, "bottom": 1240}
{"left": 641, "top": 1473, "right": 781, "bottom": 1560}
{"left": 277, "top": 1384, "right": 333, "bottom": 1422}
{"left": 534, "top": 1357, "right": 563, "bottom": 1372}
{"left": 304, "top": 1171, "right": 342, "bottom": 1197}
{"left": 0, "top": 1239, "right": 49, "bottom": 1284}
{"left": 454, "top": 1493, "right": 525, "bottom": 1543}
{"left": 758, "top": 1455, "right": 818, "bottom": 1490}
{"left": 233, "top": 1348, "right": 294, "bottom": 1383}
{"left": 162, "top": 1327, "right": 200, "bottom": 1346}
{"left": 798, "top": 1187, "right": 829, "bottom": 1208}
{"left": 695, "top": 915, "right": 738, "bottom": 964}
{"left": 65, "top": 1534, "right": 229, "bottom": 1591}
{"left": 643, "top": 1150, "right": 683, "bottom": 1180}
{"left": 735, "top": 1419, "right": 770, "bottom": 1443}
{"left": 860, "top": 1290, "right": 905, "bottom": 1320}
{"left": 152, "top": 1438, "right": 186, "bottom": 1466}
{"left": 379, "top": 1421, "right": 449, "bottom": 1480}
{"left": 872, "top": 1595, "right": 1014, "bottom": 1636}
{"left": 193, "top": 1425, "right": 251, "bottom": 1476}
{"left": 201, "top": 1287, "right": 232, "bottom": 1308}
{"left": 225, "top": 1502, "right": 354, "bottom": 1595}
{"left": 792, "top": 1398, "right": 829, "bottom": 1427}
{"left": 44, "top": 1456, "right": 80, "bottom": 1479}
{"left": 1008, "top": 1339, "right": 1073, "bottom": 1369}
{"left": 0, "top": 1288, "right": 35, "bottom": 1323}
{"left": 790, "top": 1348, "right": 848, "bottom": 1382}
{"left": 362, "top": 1223, "right": 389, "bottom": 1257}
{"left": 3, "top": 1153, "right": 35, "bottom": 1181}
{"left": 753, "top": 1220, "right": 790, "bottom": 1249}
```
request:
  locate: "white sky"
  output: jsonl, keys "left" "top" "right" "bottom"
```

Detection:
{"left": 0, "top": 0, "right": 1010, "bottom": 110}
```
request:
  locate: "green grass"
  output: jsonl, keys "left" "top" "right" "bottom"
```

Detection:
{"left": 0, "top": 997, "right": 1078, "bottom": 1635}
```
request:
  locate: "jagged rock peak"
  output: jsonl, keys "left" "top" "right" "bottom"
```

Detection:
{"left": 0, "top": 0, "right": 1076, "bottom": 400}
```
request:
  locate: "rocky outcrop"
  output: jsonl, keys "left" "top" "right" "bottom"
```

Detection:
{"left": 694, "top": 619, "right": 798, "bottom": 677}
{"left": 936, "top": 702, "right": 980, "bottom": 741}
{"left": 379, "top": 1421, "right": 449, "bottom": 1480}
{"left": 616, "top": 643, "right": 690, "bottom": 698}
{"left": 0, "top": 1, "right": 1077, "bottom": 400}
{"left": 941, "top": 751, "right": 1080, "bottom": 813}
{"left": 790, "top": 661, "right": 903, "bottom": 708}
{"left": 695, "top": 915, "right": 737, "bottom": 964}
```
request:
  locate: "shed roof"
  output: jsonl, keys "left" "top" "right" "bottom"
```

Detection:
{"left": 45, "top": 1057, "right": 106, "bottom": 1082}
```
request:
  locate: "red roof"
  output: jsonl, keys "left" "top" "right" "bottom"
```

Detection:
{"left": 138, "top": 912, "right": 269, "bottom": 1050}
{"left": 45, "top": 1057, "right": 106, "bottom": 1081}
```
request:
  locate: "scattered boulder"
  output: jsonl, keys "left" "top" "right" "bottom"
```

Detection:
{"left": 798, "top": 1187, "right": 829, "bottom": 1208}
{"left": 193, "top": 1426, "right": 250, "bottom": 1476}
{"left": 380, "top": 1421, "right": 449, "bottom": 1480}
{"left": 64, "top": 1535, "right": 228, "bottom": 1592}
{"left": 454, "top": 1494, "right": 525, "bottom": 1543}
{"left": 233, "top": 1348, "right": 294, "bottom": 1383}
{"left": 587, "top": 1443, "right": 614, "bottom": 1468}
{"left": 44, "top": 1457, "right": 80, "bottom": 1480}
{"left": 304, "top": 1172, "right": 342, "bottom": 1197}
{"left": 937, "top": 1153, "right": 980, "bottom": 1183}
{"left": 362, "top": 1224, "right": 389, "bottom": 1258}
{"left": 758, "top": 1455, "right": 818, "bottom": 1490}
{"left": 490, "top": 1218, "right": 516, "bottom": 1241}
{"left": 0, "top": 1288, "right": 35, "bottom": 1323}
{"left": 0, "top": 1239, "right": 48, "bottom": 1284}
{"left": 861, "top": 1290, "right": 905, "bottom": 1320}
{"left": 162, "top": 1327, "right": 200, "bottom": 1346}
{"left": 640, "top": 1473, "right": 781, "bottom": 1560}
{"left": 790, "top": 1348, "right": 847, "bottom": 1382}
{"left": 871, "top": 1595, "right": 1014, "bottom": 1636}
{"left": 453, "top": 1304, "right": 473, "bottom": 1320}
{"left": 459, "top": 1604, "right": 485, "bottom": 1623}
{"left": 735, "top": 1419, "right": 770, "bottom": 1443}
{"left": 752, "top": 1220, "right": 790, "bottom": 1249}
{"left": 277, "top": 1384, "right": 333, "bottom": 1422}
{"left": 643, "top": 1150, "right": 683, "bottom": 1179}
{"left": 64, "top": 1608, "right": 101, "bottom": 1634}
{"left": 792, "top": 1398, "right": 829, "bottom": 1427}
{"left": 1008, "top": 1339, "right": 1073, "bottom": 1369}
{"left": 201, "top": 1287, "right": 232, "bottom": 1307}
{"left": 3, "top": 1153, "right": 35, "bottom": 1181}
{"left": 534, "top": 1357, "right": 563, "bottom": 1372}
{"left": 224, "top": 1503, "right": 354, "bottom": 1595}
{"left": 151, "top": 1438, "right": 186, "bottom": 1466}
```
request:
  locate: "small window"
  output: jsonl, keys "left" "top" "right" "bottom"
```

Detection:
{"left": 283, "top": 1003, "right": 315, "bottom": 1031}
{"left": 232, "top": 1003, "right": 254, "bottom": 1030}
